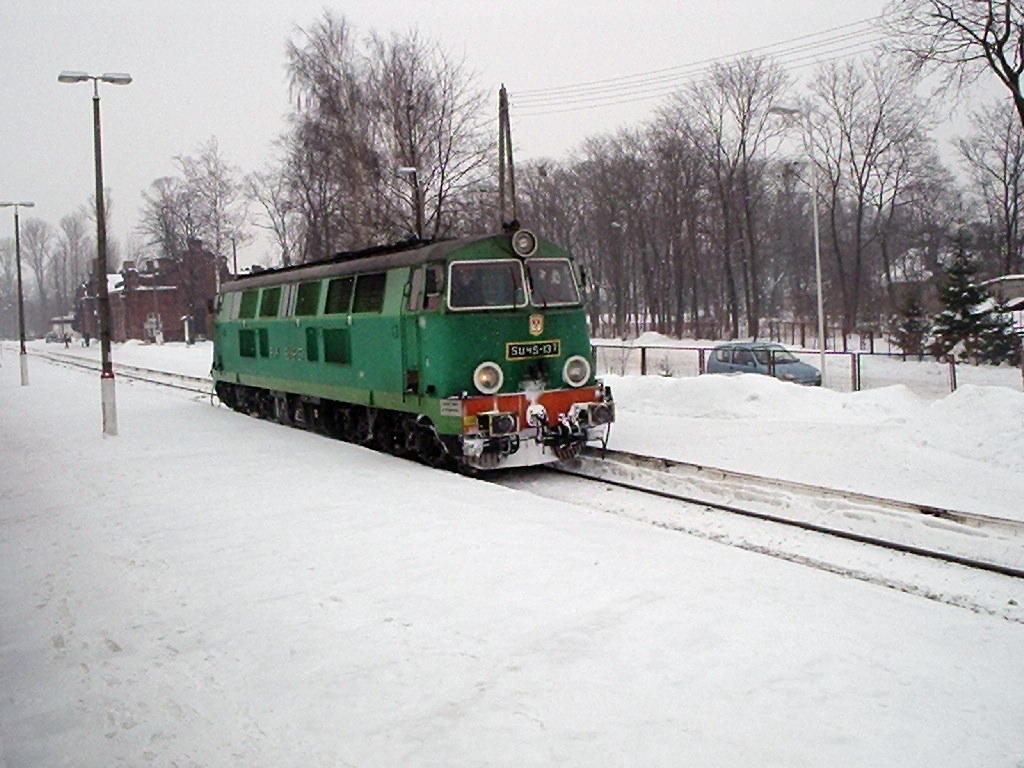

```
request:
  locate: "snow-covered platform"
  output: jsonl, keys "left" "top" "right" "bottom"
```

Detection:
{"left": 1, "top": 348, "right": 1023, "bottom": 766}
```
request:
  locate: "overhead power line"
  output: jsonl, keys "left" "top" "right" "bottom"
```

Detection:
{"left": 512, "top": 15, "right": 889, "bottom": 116}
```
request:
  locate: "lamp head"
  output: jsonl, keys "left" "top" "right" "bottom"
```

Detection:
{"left": 58, "top": 71, "right": 90, "bottom": 83}
{"left": 100, "top": 73, "right": 132, "bottom": 85}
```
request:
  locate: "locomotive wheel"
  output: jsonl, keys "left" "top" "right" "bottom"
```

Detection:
{"left": 350, "top": 406, "right": 373, "bottom": 445}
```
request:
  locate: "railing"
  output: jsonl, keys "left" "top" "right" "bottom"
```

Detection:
{"left": 591, "top": 341, "right": 1024, "bottom": 396}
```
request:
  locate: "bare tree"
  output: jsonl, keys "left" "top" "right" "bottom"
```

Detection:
{"left": 0, "top": 238, "right": 15, "bottom": 337}
{"left": 175, "top": 137, "right": 248, "bottom": 265}
{"left": 886, "top": 0, "right": 1024, "bottom": 127}
{"left": 53, "top": 212, "right": 90, "bottom": 317}
{"left": 811, "top": 58, "right": 935, "bottom": 330}
{"left": 367, "top": 29, "right": 490, "bottom": 240}
{"left": 957, "top": 98, "right": 1024, "bottom": 273}
{"left": 285, "top": 12, "right": 380, "bottom": 257}
{"left": 670, "top": 56, "right": 790, "bottom": 338}
{"left": 20, "top": 218, "right": 55, "bottom": 330}
{"left": 138, "top": 176, "right": 203, "bottom": 261}
{"left": 246, "top": 161, "right": 304, "bottom": 267}
{"left": 282, "top": 11, "right": 490, "bottom": 257}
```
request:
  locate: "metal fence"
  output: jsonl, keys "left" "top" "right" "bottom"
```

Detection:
{"left": 591, "top": 342, "right": 1024, "bottom": 397}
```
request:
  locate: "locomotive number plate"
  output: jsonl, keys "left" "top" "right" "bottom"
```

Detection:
{"left": 506, "top": 339, "right": 561, "bottom": 360}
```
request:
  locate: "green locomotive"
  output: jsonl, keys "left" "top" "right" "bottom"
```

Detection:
{"left": 211, "top": 228, "right": 614, "bottom": 471}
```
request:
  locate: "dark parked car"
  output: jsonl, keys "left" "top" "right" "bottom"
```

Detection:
{"left": 705, "top": 342, "right": 821, "bottom": 385}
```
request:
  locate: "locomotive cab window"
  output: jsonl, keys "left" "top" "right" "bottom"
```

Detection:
{"left": 526, "top": 258, "right": 580, "bottom": 306}
{"left": 448, "top": 260, "right": 526, "bottom": 311}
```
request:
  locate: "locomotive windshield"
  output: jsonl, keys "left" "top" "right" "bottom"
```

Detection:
{"left": 526, "top": 258, "right": 580, "bottom": 306}
{"left": 448, "top": 260, "right": 527, "bottom": 310}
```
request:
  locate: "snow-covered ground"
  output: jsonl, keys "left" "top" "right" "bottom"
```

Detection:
{"left": 2, "top": 342, "right": 1024, "bottom": 766}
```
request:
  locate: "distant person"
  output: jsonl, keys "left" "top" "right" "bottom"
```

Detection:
{"left": 63, "top": 334, "right": 70, "bottom": 348}
{"left": 82, "top": 332, "right": 90, "bottom": 347}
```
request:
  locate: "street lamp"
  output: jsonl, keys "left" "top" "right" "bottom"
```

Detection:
{"left": 768, "top": 105, "right": 827, "bottom": 385}
{"left": 395, "top": 166, "right": 423, "bottom": 240}
{"left": 0, "top": 201, "right": 34, "bottom": 386}
{"left": 58, "top": 70, "right": 132, "bottom": 435}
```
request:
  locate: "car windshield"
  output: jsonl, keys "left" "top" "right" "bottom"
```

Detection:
{"left": 753, "top": 348, "right": 798, "bottom": 365}
{"left": 526, "top": 258, "right": 580, "bottom": 306}
{"left": 448, "top": 260, "right": 527, "bottom": 310}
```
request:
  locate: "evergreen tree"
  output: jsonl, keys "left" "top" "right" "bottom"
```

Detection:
{"left": 930, "top": 246, "right": 1021, "bottom": 364}
{"left": 930, "top": 247, "right": 989, "bottom": 361}
{"left": 979, "top": 299, "right": 1021, "bottom": 365}
{"left": 890, "top": 297, "right": 931, "bottom": 357}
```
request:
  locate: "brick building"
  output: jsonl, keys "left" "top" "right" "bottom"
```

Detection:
{"left": 76, "top": 238, "right": 229, "bottom": 343}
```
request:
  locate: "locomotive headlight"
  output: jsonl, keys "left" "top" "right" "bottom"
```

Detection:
{"left": 511, "top": 228, "right": 538, "bottom": 257}
{"left": 562, "top": 355, "right": 591, "bottom": 387}
{"left": 473, "top": 361, "right": 504, "bottom": 395}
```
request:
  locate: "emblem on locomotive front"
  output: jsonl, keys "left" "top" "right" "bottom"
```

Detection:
{"left": 529, "top": 313, "right": 544, "bottom": 336}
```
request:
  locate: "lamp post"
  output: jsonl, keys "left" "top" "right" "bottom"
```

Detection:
{"left": 395, "top": 166, "right": 423, "bottom": 240}
{"left": 0, "top": 201, "right": 34, "bottom": 385}
{"left": 58, "top": 70, "right": 132, "bottom": 435}
{"left": 768, "top": 105, "right": 826, "bottom": 385}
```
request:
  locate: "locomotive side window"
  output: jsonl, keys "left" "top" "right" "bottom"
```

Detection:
{"left": 259, "top": 286, "right": 282, "bottom": 317}
{"left": 325, "top": 277, "right": 354, "bottom": 314}
{"left": 353, "top": 273, "right": 386, "bottom": 313}
{"left": 407, "top": 267, "right": 425, "bottom": 311}
{"left": 526, "top": 258, "right": 580, "bottom": 306}
{"left": 219, "top": 292, "right": 241, "bottom": 320}
{"left": 238, "top": 290, "right": 259, "bottom": 319}
{"left": 280, "top": 284, "right": 297, "bottom": 317}
{"left": 424, "top": 265, "right": 443, "bottom": 310}
{"left": 448, "top": 260, "right": 526, "bottom": 310}
{"left": 239, "top": 329, "right": 256, "bottom": 358}
{"left": 295, "top": 281, "right": 322, "bottom": 316}
{"left": 323, "top": 328, "right": 351, "bottom": 364}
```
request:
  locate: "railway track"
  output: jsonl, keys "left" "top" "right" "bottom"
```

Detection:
{"left": 32, "top": 349, "right": 212, "bottom": 394}
{"left": 29, "top": 346, "right": 1024, "bottom": 583}
{"left": 550, "top": 447, "right": 1024, "bottom": 579}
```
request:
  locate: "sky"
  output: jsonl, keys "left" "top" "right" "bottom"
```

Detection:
{"left": 0, "top": 0, "right": 986, "bottom": 267}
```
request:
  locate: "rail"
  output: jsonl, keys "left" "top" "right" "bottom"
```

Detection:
{"left": 554, "top": 446, "right": 1024, "bottom": 579}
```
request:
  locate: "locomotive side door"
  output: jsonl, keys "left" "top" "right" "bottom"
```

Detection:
{"left": 402, "top": 264, "right": 444, "bottom": 401}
